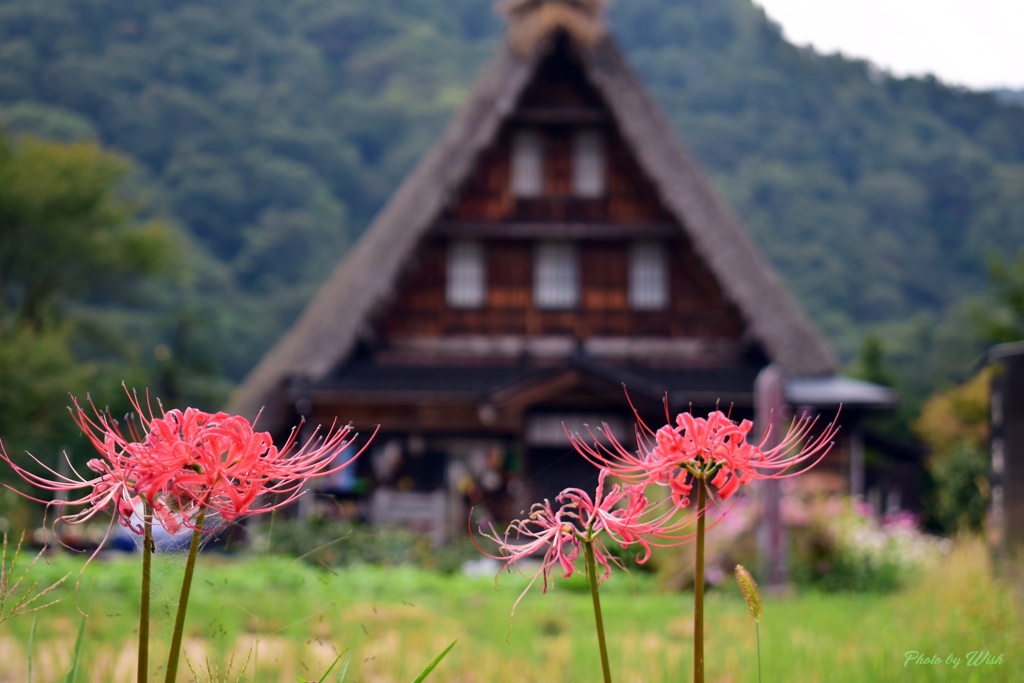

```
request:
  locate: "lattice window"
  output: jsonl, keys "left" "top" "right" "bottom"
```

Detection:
{"left": 511, "top": 128, "right": 544, "bottom": 197}
{"left": 534, "top": 241, "right": 579, "bottom": 309}
{"left": 446, "top": 240, "right": 486, "bottom": 308}
{"left": 629, "top": 241, "right": 668, "bottom": 309}
{"left": 572, "top": 128, "right": 605, "bottom": 197}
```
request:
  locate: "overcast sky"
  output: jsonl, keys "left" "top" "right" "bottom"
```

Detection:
{"left": 754, "top": 0, "right": 1024, "bottom": 90}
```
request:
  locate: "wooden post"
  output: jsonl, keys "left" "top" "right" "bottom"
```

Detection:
{"left": 755, "top": 365, "right": 788, "bottom": 587}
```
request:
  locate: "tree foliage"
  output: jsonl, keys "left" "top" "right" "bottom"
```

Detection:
{"left": 913, "top": 368, "right": 992, "bottom": 532}
{"left": 974, "top": 250, "right": 1024, "bottom": 345}
{"left": 0, "top": 135, "right": 170, "bottom": 327}
{"left": 0, "top": 0, "right": 503, "bottom": 387}
{"left": 0, "top": 322, "right": 91, "bottom": 460}
{"left": 0, "top": 132, "right": 176, "bottom": 475}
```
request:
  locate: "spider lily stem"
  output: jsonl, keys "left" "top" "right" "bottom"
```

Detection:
{"left": 694, "top": 477, "right": 707, "bottom": 683}
{"left": 584, "top": 539, "right": 613, "bottom": 683}
{"left": 164, "top": 506, "right": 207, "bottom": 683}
{"left": 138, "top": 504, "right": 153, "bottom": 683}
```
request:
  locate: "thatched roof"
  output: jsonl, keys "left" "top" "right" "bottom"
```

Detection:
{"left": 227, "top": 21, "right": 838, "bottom": 425}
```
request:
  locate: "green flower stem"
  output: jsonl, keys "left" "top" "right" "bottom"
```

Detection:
{"left": 694, "top": 478, "right": 707, "bottom": 683}
{"left": 164, "top": 507, "right": 206, "bottom": 683}
{"left": 138, "top": 504, "right": 153, "bottom": 683}
{"left": 756, "top": 621, "right": 762, "bottom": 683}
{"left": 583, "top": 539, "right": 613, "bottom": 683}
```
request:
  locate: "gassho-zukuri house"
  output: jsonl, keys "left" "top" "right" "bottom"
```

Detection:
{"left": 228, "top": 0, "right": 896, "bottom": 543}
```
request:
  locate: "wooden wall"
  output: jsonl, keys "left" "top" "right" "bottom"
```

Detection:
{"left": 368, "top": 37, "right": 750, "bottom": 360}
{"left": 376, "top": 237, "right": 746, "bottom": 343}
{"left": 442, "top": 124, "right": 672, "bottom": 225}
{"left": 442, "top": 37, "right": 671, "bottom": 225}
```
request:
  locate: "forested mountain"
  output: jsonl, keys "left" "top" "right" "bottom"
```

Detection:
{"left": 0, "top": 0, "right": 502, "bottom": 391}
{"left": 996, "top": 89, "right": 1024, "bottom": 107}
{"left": 1, "top": 0, "right": 1022, "bottom": 410}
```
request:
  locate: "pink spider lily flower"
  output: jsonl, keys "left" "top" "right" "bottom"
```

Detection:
{"left": 684, "top": 408, "right": 839, "bottom": 500}
{"left": 0, "top": 442, "right": 142, "bottom": 532}
{"left": 1, "top": 393, "right": 179, "bottom": 537}
{"left": 78, "top": 387, "right": 374, "bottom": 530}
{"left": 3, "top": 386, "right": 373, "bottom": 541}
{"left": 562, "top": 469, "right": 703, "bottom": 565}
{"left": 472, "top": 495, "right": 586, "bottom": 623}
{"left": 661, "top": 411, "right": 759, "bottom": 501}
{"left": 471, "top": 482, "right": 656, "bottom": 622}
{"left": 567, "top": 422, "right": 698, "bottom": 505}
{"left": 478, "top": 496, "right": 584, "bottom": 584}
{"left": 473, "top": 470, "right": 704, "bottom": 629}
{"left": 568, "top": 402, "right": 840, "bottom": 505}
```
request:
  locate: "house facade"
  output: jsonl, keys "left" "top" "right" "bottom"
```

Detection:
{"left": 228, "top": 0, "right": 895, "bottom": 542}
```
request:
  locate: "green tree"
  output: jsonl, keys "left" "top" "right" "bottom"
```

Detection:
{"left": 913, "top": 368, "right": 992, "bottom": 533}
{"left": 851, "top": 331, "right": 896, "bottom": 388}
{"left": 0, "top": 134, "right": 170, "bottom": 328}
{"left": 0, "top": 132, "right": 174, "bottom": 487}
{"left": 974, "top": 249, "right": 1024, "bottom": 345}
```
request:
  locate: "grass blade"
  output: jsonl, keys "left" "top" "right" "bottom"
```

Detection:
{"left": 335, "top": 649, "right": 351, "bottom": 682}
{"left": 64, "top": 613, "right": 87, "bottom": 683}
{"left": 27, "top": 614, "right": 38, "bottom": 683}
{"left": 410, "top": 639, "right": 456, "bottom": 683}
{"left": 299, "top": 647, "right": 350, "bottom": 683}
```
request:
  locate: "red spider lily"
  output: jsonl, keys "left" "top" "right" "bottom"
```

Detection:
{"left": 0, "top": 443, "right": 143, "bottom": 531}
{"left": 472, "top": 495, "right": 585, "bottom": 622}
{"left": 568, "top": 404, "right": 840, "bottom": 504}
{"left": 76, "top": 388, "right": 372, "bottom": 530}
{"left": 472, "top": 470, "right": 703, "bottom": 625}
{"left": 2, "top": 386, "right": 373, "bottom": 539}
{"left": 2, "top": 392, "right": 174, "bottom": 536}
{"left": 562, "top": 469, "right": 703, "bottom": 564}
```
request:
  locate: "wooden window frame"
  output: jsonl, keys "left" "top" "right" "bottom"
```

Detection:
{"left": 446, "top": 240, "right": 486, "bottom": 308}
{"left": 511, "top": 128, "right": 544, "bottom": 197}
{"left": 572, "top": 128, "right": 605, "bottom": 197}
{"left": 534, "top": 241, "right": 579, "bottom": 309}
{"left": 629, "top": 241, "right": 669, "bottom": 310}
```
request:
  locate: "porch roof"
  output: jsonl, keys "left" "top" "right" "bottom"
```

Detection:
{"left": 311, "top": 359, "right": 893, "bottom": 412}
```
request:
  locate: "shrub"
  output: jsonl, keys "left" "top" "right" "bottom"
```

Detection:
{"left": 791, "top": 497, "right": 949, "bottom": 592}
{"left": 250, "top": 516, "right": 481, "bottom": 573}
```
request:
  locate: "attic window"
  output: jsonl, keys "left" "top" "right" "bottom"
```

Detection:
{"left": 511, "top": 128, "right": 544, "bottom": 197}
{"left": 572, "top": 129, "right": 605, "bottom": 197}
{"left": 446, "top": 240, "right": 486, "bottom": 308}
{"left": 534, "top": 242, "right": 578, "bottom": 309}
{"left": 629, "top": 242, "right": 668, "bottom": 310}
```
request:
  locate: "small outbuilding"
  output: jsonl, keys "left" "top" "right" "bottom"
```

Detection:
{"left": 986, "top": 342, "right": 1024, "bottom": 565}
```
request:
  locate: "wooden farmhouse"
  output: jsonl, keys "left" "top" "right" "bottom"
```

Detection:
{"left": 228, "top": 0, "right": 896, "bottom": 542}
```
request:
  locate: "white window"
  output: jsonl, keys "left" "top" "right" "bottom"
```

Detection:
{"left": 534, "top": 242, "right": 578, "bottom": 309}
{"left": 512, "top": 128, "right": 544, "bottom": 197}
{"left": 572, "top": 128, "right": 605, "bottom": 197}
{"left": 446, "top": 240, "right": 485, "bottom": 308}
{"left": 629, "top": 242, "right": 668, "bottom": 309}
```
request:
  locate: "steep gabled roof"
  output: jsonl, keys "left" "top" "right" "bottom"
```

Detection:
{"left": 228, "top": 26, "right": 837, "bottom": 424}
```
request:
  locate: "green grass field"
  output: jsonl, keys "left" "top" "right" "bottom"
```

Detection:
{"left": 1, "top": 537, "right": 1020, "bottom": 682}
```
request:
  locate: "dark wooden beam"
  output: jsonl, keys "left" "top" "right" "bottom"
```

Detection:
{"left": 434, "top": 220, "right": 679, "bottom": 240}
{"left": 511, "top": 107, "right": 610, "bottom": 124}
